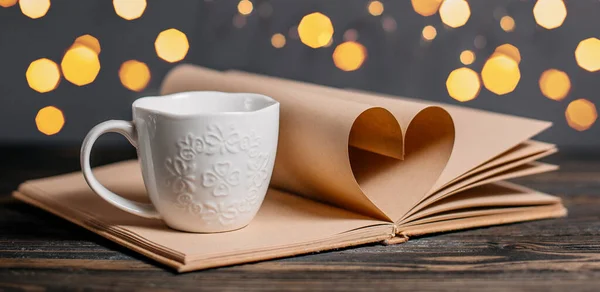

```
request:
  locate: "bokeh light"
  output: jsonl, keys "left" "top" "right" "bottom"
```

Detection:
{"left": 298, "top": 12, "right": 334, "bottom": 49}
{"left": 539, "top": 69, "right": 570, "bottom": 101}
{"left": 367, "top": 1, "right": 384, "bottom": 16}
{"left": 439, "top": 0, "right": 470, "bottom": 28}
{"left": 343, "top": 29, "right": 358, "bottom": 41}
{"left": 500, "top": 16, "right": 515, "bottom": 32}
{"left": 494, "top": 43, "right": 521, "bottom": 64}
{"left": 237, "top": 0, "right": 253, "bottom": 16}
{"left": 61, "top": 45, "right": 101, "bottom": 86}
{"left": 533, "top": 0, "right": 567, "bottom": 30}
{"left": 382, "top": 16, "right": 397, "bottom": 32}
{"left": 154, "top": 28, "right": 189, "bottom": 63}
{"left": 26, "top": 58, "right": 60, "bottom": 93}
{"left": 36, "top": 106, "right": 65, "bottom": 136}
{"left": 271, "top": 33, "right": 286, "bottom": 48}
{"left": 460, "top": 50, "right": 475, "bottom": 65}
{"left": 565, "top": 99, "right": 597, "bottom": 131}
{"left": 422, "top": 25, "right": 437, "bottom": 41}
{"left": 0, "top": 0, "right": 18, "bottom": 8}
{"left": 575, "top": 38, "right": 600, "bottom": 72}
{"left": 19, "top": 0, "right": 50, "bottom": 19}
{"left": 446, "top": 67, "right": 481, "bottom": 102}
{"left": 74, "top": 34, "right": 101, "bottom": 55}
{"left": 233, "top": 14, "right": 246, "bottom": 28}
{"left": 113, "top": 0, "right": 146, "bottom": 20}
{"left": 411, "top": 0, "right": 442, "bottom": 17}
{"left": 119, "top": 60, "right": 150, "bottom": 92}
{"left": 481, "top": 54, "right": 521, "bottom": 95}
{"left": 332, "top": 41, "right": 367, "bottom": 72}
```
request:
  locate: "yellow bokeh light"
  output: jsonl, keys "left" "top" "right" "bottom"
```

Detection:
{"left": 26, "top": 58, "right": 60, "bottom": 93}
{"left": 19, "top": 0, "right": 50, "bottom": 19}
{"left": 411, "top": 0, "right": 442, "bottom": 17}
{"left": 533, "top": 0, "right": 567, "bottom": 30}
{"left": 500, "top": 16, "right": 515, "bottom": 32}
{"left": 565, "top": 99, "right": 597, "bottom": 131}
{"left": 238, "top": 0, "right": 253, "bottom": 15}
{"left": 539, "top": 69, "right": 570, "bottom": 101}
{"left": 422, "top": 25, "right": 437, "bottom": 41}
{"left": 332, "top": 41, "right": 367, "bottom": 72}
{"left": 367, "top": 1, "right": 384, "bottom": 16}
{"left": 61, "top": 46, "right": 100, "bottom": 86}
{"left": 439, "top": 0, "right": 470, "bottom": 28}
{"left": 154, "top": 28, "right": 189, "bottom": 63}
{"left": 446, "top": 67, "right": 481, "bottom": 102}
{"left": 36, "top": 106, "right": 65, "bottom": 136}
{"left": 575, "top": 38, "right": 600, "bottom": 72}
{"left": 271, "top": 33, "right": 286, "bottom": 49}
{"left": 481, "top": 54, "right": 521, "bottom": 95}
{"left": 298, "top": 12, "right": 334, "bottom": 49}
{"left": 0, "top": 0, "right": 18, "bottom": 8}
{"left": 113, "top": 0, "right": 146, "bottom": 20}
{"left": 460, "top": 50, "right": 475, "bottom": 65}
{"left": 119, "top": 60, "right": 151, "bottom": 92}
{"left": 494, "top": 43, "right": 521, "bottom": 64}
{"left": 74, "top": 34, "right": 101, "bottom": 55}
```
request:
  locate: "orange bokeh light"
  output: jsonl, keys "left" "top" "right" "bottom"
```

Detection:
{"left": 481, "top": 54, "right": 521, "bottom": 95}
{"left": 422, "top": 25, "right": 437, "bottom": 41}
{"left": 411, "top": 0, "right": 442, "bottom": 17}
{"left": 298, "top": 12, "right": 334, "bottom": 49}
{"left": 36, "top": 106, "right": 65, "bottom": 136}
{"left": 74, "top": 34, "right": 101, "bottom": 55}
{"left": 500, "top": 16, "right": 515, "bottom": 32}
{"left": 332, "top": 41, "right": 367, "bottom": 72}
{"left": 155, "top": 28, "right": 189, "bottom": 63}
{"left": 439, "top": 0, "right": 470, "bottom": 28}
{"left": 367, "top": 1, "right": 384, "bottom": 16}
{"left": 19, "top": 0, "right": 50, "bottom": 19}
{"left": 533, "top": 0, "right": 567, "bottom": 30}
{"left": 446, "top": 67, "right": 481, "bottom": 102}
{"left": 575, "top": 38, "right": 600, "bottom": 72}
{"left": 0, "top": 0, "right": 18, "bottom": 8}
{"left": 119, "top": 60, "right": 151, "bottom": 92}
{"left": 61, "top": 45, "right": 101, "bottom": 86}
{"left": 494, "top": 43, "right": 521, "bottom": 64}
{"left": 26, "top": 58, "right": 61, "bottom": 93}
{"left": 539, "top": 69, "right": 570, "bottom": 101}
{"left": 565, "top": 99, "right": 597, "bottom": 131}
{"left": 237, "top": 0, "right": 253, "bottom": 15}
{"left": 113, "top": 0, "right": 146, "bottom": 20}
{"left": 271, "top": 33, "right": 286, "bottom": 49}
{"left": 460, "top": 50, "right": 475, "bottom": 65}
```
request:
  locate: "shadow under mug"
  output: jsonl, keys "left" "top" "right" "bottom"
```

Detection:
{"left": 80, "top": 91, "right": 279, "bottom": 233}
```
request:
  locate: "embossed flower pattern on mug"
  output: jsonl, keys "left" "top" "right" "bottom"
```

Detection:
{"left": 165, "top": 123, "right": 271, "bottom": 226}
{"left": 165, "top": 157, "right": 196, "bottom": 194}
{"left": 202, "top": 162, "right": 241, "bottom": 197}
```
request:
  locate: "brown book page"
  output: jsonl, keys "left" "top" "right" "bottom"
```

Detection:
{"left": 217, "top": 69, "right": 552, "bottom": 220}
{"left": 438, "top": 140, "right": 555, "bottom": 191}
{"left": 401, "top": 162, "right": 558, "bottom": 223}
{"left": 161, "top": 65, "right": 455, "bottom": 220}
{"left": 398, "top": 204, "right": 566, "bottom": 237}
{"left": 401, "top": 181, "right": 561, "bottom": 225}
{"left": 16, "top": 160, "right": 392, "bottom": 271}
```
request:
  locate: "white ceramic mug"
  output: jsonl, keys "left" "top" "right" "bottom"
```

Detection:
{"left": 80, "top": 91, "right": 279, "bottom": 233}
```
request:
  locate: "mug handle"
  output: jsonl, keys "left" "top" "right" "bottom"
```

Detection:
{"left": 80, "top": 120, "right": 161, "bottom": 219}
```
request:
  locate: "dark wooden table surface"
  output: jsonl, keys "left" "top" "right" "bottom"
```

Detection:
{"left": 1, "top": 146, "right": 599, "bottom": 291}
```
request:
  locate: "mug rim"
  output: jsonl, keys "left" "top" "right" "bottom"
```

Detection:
{"left": 132, "top": 91, "right": 279, "bottom": 119}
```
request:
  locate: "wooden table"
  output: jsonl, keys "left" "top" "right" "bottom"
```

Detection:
{"left": 1, "top": 146, "right": 599, "bottom": 291}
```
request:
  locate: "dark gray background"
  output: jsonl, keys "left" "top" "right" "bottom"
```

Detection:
{"left": 1, "top": 0, "right": 598, "bottom": 147}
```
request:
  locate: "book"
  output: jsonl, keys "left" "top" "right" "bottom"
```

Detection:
{"left": 14, "top": 65, "right": 566, "bottom": 272}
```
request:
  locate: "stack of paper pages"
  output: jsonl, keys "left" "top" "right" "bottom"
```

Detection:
{"left": 14, "top": 65, "right": 566, "bottom": 272}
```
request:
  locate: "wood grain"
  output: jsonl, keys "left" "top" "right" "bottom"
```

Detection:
{"left": 0, "top": 146, "right": 599, "bottom": 291}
